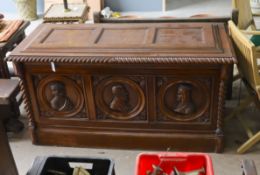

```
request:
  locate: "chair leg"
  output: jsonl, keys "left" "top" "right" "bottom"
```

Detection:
{"left": 225, "top": 96, "right": 254, "bottom": 121}
{"left": 237, "top": 131, "right": 260, "bottom": 154}
{"left": 237, "top": 115, "right": 254, "bottom": 138}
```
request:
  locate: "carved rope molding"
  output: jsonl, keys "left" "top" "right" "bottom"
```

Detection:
{"left": 18, "top": 71, "right": 37, "bottom": 143}
{"left": 6, "top": 56, "right": 237, "bottom": 64}
{"left": 216, "top": 66, "right": 228, "bottom": 137}
{"left": 14, "top": 63, "right": 35, "bottom": 141}
{"left": 216, "top": 80, "right": 225, "bottom": 136}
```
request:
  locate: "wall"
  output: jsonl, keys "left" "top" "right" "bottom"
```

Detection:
{"left": 104, "top": 0, "right": 162, "bottom": 11}
{"left": 0, "top": 1, "right": 17, "bottom": 13}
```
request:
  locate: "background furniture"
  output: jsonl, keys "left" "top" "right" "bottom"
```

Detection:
{"left": 93, "top": 12, "right": 231, "bottom": 23}
{"left": 103, "top": 0, "right": 164, "bottom": 12}
{"left": 0, "top": 21, "right": 29, "bottom": 132}
{"left": 228, "top": 20, "right": 260, "bottom": 153}
{"left": 0, "top": 21, "right": 29, "bottom": 78}
{"left": 43, "top": 3, "right": 89, "bottom": 23}
{"left": 0, "top": 79, "right": 20, "bottom": 175}
{"left": 232, "top": 0, "right": 257, "bottom": 31}
{"left": 45, "top": 0, "right": 83, "bottom": 10}
{"left": 44, "top": 0, "right": 102, "bottom": 19}
{"left": 8, "top": 22, "right": 236, "bottom": 152}
{"left": 230, "top": 0, "right": 260, "bottom": 153}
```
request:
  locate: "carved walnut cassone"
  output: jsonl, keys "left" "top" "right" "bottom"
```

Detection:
{"left": 8, "top": 23, "right": 236, "bottom": 152}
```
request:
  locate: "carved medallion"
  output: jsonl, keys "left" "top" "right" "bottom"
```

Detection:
{"left": 37, "top": 75, "right": 84, "bottom": 118}
{"left": 95, "top": 77, "right": 145, "bottom": 120}
{"left": 158, "top": 79, "right": 210, "bottom": 121}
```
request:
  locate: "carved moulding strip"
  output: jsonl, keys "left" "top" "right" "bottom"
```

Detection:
{"left": 95, "top": 76, "right": 145, "bottom": 120}
{"left": 157, "top": 79, "right": 210, "bottom": 122}
{"left": 7, "top": 56, "right": 237, "bottom": 64}
{"left": 37, "top": 75, "right": 85, "bottom": 118}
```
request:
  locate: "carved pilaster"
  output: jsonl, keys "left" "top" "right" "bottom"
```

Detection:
{"left": 216, "top": 65, "right": 228, "bottom": 138}
{"left": 15, "top": 63, "right": 37, "bottom": 143}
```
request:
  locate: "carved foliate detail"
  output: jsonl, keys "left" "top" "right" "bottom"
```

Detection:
{"left": 34, "top": 75, "right": 86, "bottom": 118}
{"left": 94, "top": 76, "right": 146, "bottom": 120}
{"left": 157, "top": 77, "right": 211, "bottom": 122}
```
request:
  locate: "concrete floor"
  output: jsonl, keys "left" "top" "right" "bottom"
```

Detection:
{"left": 8, "top": 80, "right": 260, "bottom": 174}
{"left": 4, "top": 0, "right": 260, "bottom": 174}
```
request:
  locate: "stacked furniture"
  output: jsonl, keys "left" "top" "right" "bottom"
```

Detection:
{"left": 228, "top": 20, "right": 260, "bottom": 153}
{"left": 0, "top": 79, "right": 20, "bottom": 175}
{"left": 0, "top": 19, "right": 30, "bottom": 132}
{"left": 227, "top": 0, "right": 260, "bottom": 153}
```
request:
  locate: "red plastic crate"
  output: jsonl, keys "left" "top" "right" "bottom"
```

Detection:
{"left": 135, "top": 152, "right": 214, "bottom": 175}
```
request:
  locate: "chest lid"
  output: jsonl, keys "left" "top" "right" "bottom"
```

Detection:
{"left": 8, "top": 23, "right": 236, "bottom": 64}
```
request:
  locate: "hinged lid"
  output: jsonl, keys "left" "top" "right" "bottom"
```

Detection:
{"left": 8, "top": 23, "right": 236, "bottom": 64}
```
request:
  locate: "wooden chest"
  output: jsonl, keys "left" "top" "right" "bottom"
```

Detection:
{"left": 8, "top": 23, "right": 236, "bottom": 152}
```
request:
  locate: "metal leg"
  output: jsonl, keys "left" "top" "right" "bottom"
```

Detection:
{"left": 241, "top": 160, "right": 258, "bottom": 175}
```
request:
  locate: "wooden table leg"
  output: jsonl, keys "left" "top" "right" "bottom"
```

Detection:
{"left": 0, "top": 79, "right": 24, "bottom": 133}
{"left": 0, "top": 52, "right": 10, "bottom": 78}
{"left": 0, "top": 122, "right": 18, "bottom": 175}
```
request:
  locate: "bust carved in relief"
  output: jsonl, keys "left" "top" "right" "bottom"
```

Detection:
{"left": 49, "top": 81, "right": 74, "bottom": 112}
{"left": 174, "top": 84, "right": 196, "bottom": 115}
{"left": 110, "top": 84, "right": 130, "bottom": 113}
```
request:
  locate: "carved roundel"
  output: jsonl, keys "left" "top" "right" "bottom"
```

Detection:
{"left": 95, "top": 77, "right": 145, "bottom": 120}
{"left": 158, "top": 80, "right": 210, "bottom": 121}
{"left": 37, "top": 76, "right": 84, "bottom": 117}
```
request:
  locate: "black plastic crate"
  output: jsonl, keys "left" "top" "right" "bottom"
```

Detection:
{"left": 26, "top": 156, "right": 115, "bottom": 175}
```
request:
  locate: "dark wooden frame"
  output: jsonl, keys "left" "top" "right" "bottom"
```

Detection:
{"left": 8, "top": 22, "right": 236, "bottom": 152}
